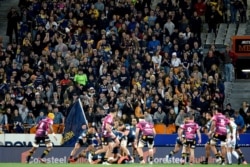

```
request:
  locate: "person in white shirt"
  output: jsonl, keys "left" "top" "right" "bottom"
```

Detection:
{"left": 171, "top": 52, "right": 181, "bottom": 74}
{"left": 226, "top": 116, "right": 241, "bottom": 165}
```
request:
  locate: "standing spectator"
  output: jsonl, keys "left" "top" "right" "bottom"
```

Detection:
{"left": 207, "top": 5, "right": 219, "bottom": 34}
{"left": 189, "top": 11, "right": 202, "bottom": 39}
{"left": 6, "top": 7, "right": 20, "bottom": 44}
{"left": 223, "top": 46, "right": 234, "bottom": 82}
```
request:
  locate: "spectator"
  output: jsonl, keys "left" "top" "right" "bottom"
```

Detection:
{"left": 35, "top": 111, "right": 46, "bottom": 124}
{"left": 6, "top": 7, "right": 20, "bottom": 44}
{"left": 52, "top": 106, "right": 65, "bottom": 125}
{"left": 134, "top": 101, "right": 144, "bottom": 119}
{"left": 0, "top": 110, "right": 8, "bottom": 133}
{"left": 239, "top": 101, "right": 249, "bottom": 124}
{"left": 222, "top": 45, "right": 234, "bottom": 82}
{"left": 12, "top": 109, "right": 24, "bottom": 133}
{"left": 233, "top": 110, "right": 245, "bottom": 133}
{"left": 223, "top": 103, "right": 235, "bottom": 116}
{"left": 153, "top": 105, "right": 167, "bottom": 124}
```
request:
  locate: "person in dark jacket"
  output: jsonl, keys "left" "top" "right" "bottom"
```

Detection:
{"left": 6, "top": 7, "right": 20, "bottom": 44}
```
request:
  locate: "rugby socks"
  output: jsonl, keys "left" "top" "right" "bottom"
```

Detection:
{"left": 169, "top": 150, "right": 176, "bottom": 157}
{"left": 26, "top": 151, "right": 34, "bottom": 162}
{"left": 227, "top": 152, "right": 232, "bottom": 164}
{"left": 239, "top": 152, "right": 245, "bottom": 161}
{"left": 41, "top": 149, "right": 50, "bottom": 158}
{"left": 103, "top": 157, "right": 108, "bottom": 163}
{"left": 186, "top": 153, "right": 190, "bottom": 163}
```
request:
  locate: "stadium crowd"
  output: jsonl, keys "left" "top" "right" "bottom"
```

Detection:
{"left": 0, "top": 0, "right": 250, "bottom": 134}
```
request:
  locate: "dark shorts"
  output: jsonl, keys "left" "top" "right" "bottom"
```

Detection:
{"left": 101, "top": 136, "right": 113, "bottom": 146}
{"left": 212, "top": 133, "right": 227, "bottom": 142}
{"left": 77, "top": 138, "right": 93, "bottom": 146}
{"left": 140, "top": 135, "right": 154, "bottom": 145}
{"left": 176, "top": 137, "right": 183, "bottom": 146}
{"left": 183, "top": 139, "right": 196, "bottom": 149}
{"left": 34, "top": 135, "right": 50, "bottom": 144}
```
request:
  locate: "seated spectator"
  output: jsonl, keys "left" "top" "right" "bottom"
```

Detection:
{"left": 12, "top": 109, "right": 24, "bottom": 133}
{"left": 223, "top": 103, "right": 235, "bottom": 117}
{"left": 153, "top": 105, "right": 166, "bottom": 124}
{"left": 0, "top": 110, "right": 8, "bottom": 133}
{"left": 35, "top": 111, "right": 46, "bottom": 124}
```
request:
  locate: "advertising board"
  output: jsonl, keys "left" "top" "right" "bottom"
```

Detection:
{"left": 0, "top": 147, "right": 249, "bottom": 164}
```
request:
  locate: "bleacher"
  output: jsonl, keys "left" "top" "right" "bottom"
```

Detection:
{"left": 202, "top": 23, "right": 248, "bottom": 48}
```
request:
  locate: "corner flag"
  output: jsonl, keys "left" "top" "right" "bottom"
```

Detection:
{"left": 61, "top": 99, "right": 88, "bottom": 146}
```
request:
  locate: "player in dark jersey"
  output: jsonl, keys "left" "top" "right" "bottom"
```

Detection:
{"left": 201, "top": 112, "right": 213, "bottom": 164}
{"left": 26, "top": 113, "right": 57, "bottom": 163}
{"left": 68, "top": 123, "right": 99, "bottom": 163}
{"left": 167, "top": 115, "right": 190, "bottom": 163}
{"left": 127, "top": 118, "right": 137, "bottom": 162}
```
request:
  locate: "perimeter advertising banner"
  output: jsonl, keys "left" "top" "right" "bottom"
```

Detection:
{"left": 1, "top": 134, "right": 250, "bottom": 147}
{"left": 0, "top": 147, "right": 249, "bottom": 164}
{"left": 231, "top": 36, "right": 250, "bottom": 57}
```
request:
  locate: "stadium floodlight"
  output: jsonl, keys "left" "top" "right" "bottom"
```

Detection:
{"left": 242, "top": 69, "right": 250, "bottom": 73}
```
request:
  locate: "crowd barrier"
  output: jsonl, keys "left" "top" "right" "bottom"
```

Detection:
{"left": 1, "top": 133, "right": 250, "bottom": 147}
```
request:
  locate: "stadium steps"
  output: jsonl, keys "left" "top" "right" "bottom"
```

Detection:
{"left": 215, "top": 23, "right": 228, "bottom": 48}
{"left": 225, "top": 80, "right": 250, "bottom": 110}
{"left": 0, "top": 0, "right": 19, "bottom": 47}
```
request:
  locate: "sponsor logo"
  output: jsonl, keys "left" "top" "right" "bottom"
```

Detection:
{"left": 21, "top": 151, "right": 68, "bottom": 163}
{"left": 5, "top": 141, "right": 33, "bottom": 147}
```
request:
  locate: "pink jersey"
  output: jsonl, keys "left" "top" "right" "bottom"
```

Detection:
{"left": 101, "top": 114, "right": 114, "bottom": 137}
{"left": 211, "top": 113, "right": 230, "bottom": 135}
{"left": 180, "top": 120, "right": 199, "bottom": 140}
{"left": 36, "top": 118, "right": 53, "bottom": 137}
{"left": 136, "top": 120, "right": 154, "bottom": 136}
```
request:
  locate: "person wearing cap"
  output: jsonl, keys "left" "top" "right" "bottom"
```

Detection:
{"left": 171, "top": 52, "right": 181, "bottom": 74}
{"left": 26, "top": 113, "right": 57, "bottom": 164}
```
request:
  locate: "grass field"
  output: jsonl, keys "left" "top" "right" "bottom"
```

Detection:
{"left": 0, "top": 163, "right": 248, "bottom": 167}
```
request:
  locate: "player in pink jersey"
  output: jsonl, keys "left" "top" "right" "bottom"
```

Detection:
{"left": 178, "top": 114, "right": 201, "bottom": 165}
{"left": 93, "top": 108, "right": 119, "bottom": 164}
{"left": 135, "top": 117, "right": 156, "bottom": 164}
{"left": 26, "top": 113, "right": 57, "bottom": 163}
{"left": 208, "top": 106, "right": 233, "bottom": 165}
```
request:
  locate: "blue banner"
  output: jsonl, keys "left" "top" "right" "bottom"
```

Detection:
{"left": 154, "top": 134, "right": 250, "bottom": 147}
{"left": 61, "top": 99, "right": 88, "bottom": 146}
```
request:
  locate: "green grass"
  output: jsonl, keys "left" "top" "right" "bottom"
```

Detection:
{"left": 0, "top": 163, "right": 248, "bottom": 167}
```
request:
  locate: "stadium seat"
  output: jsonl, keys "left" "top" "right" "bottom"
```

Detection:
{"left": 165, "top": 124, "right": 176, "bottom": 134}
{"left": 154, "top": 123, "right": 167, "bottom": 134}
